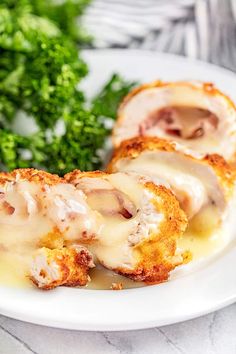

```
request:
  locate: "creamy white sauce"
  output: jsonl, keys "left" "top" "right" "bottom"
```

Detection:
{"left": 86, "top": 173, "right": 163, "bottom": 270}
{"left": 115, "top": 150, "right": 225, "bottom": 218}
{"left": 86, "top": 264, "right": 144, "bottom": 290}
{"left": 178, "top": 204, "right": 223, "bottom": 260}
{"left": 0, "top": 180, "right": 99, "bottom": 288}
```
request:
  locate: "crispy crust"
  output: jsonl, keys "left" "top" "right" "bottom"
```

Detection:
{"left": 0, "top": 168, "right": 63, "bottom": 186}
{"left": 38, "top": 227, "right": 65, "bottom": 249}
{"left": 107, "top": 136, "right": 236, "bottom": 196}
{"left": 0, "top": 167, "right": 188, "bottom": 285}
{"left": 30, "top": 247, "right": 93, "bottom": 290}
{"left": 113, "top": 182, "right": 187, "bottom": 283}
{"left": 0, "top": 168, "right": 187, "bottom": 285}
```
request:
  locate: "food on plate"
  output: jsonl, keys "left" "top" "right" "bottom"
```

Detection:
{"left": 108, "top": 136, "right": 235, "bottom": 218}
{"left": 108, "top": 136, "right": 236, "bottom": 258}
{"left": 0, "top": 168, "right": 187, "bottom": 288}
{"left": 112, "top": 81, "right": 236, "bottom": 163}
{"left": 1, "top": 2, "right": 235, "bottom": 295}
{"left": 30, "top": 246, "right": 94, "bottom": 290}
{"left": 0, "top": 168, "right": 100, "bottom": 289}
{"left": 0, "top": 168, "right": 100, "bottom": 246}
{"left": 66, "top": 170, "right": 188, "bottom": 283}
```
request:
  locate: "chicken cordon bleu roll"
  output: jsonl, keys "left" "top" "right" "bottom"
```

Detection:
{"left": 65, "top": 170, "right": 187, "bottom": 283}
{"left": 0, "top": 169, "right": 100, "bottom": 246}
{"left": 108, "top": 137, "right": 236, "bottom": 241}
{"left": 30, "top": 246, "right": 94, "bottom": 290}
{"left": 113, "top": 81, "right": 236, "bottom": 162}
{"left": 0, "top": 168, "right": 99, "bottom": 289}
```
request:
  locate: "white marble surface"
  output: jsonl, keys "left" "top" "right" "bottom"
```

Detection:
{"left": 0, "top": 303, "right": 235, "bottom": 354}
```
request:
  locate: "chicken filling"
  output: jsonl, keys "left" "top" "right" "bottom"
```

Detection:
{"left": 139, "top": 106, "right": 219, "bottom": 139}
{"left": 72, "top": 173, "right": 164, "bottom": 270}
{"left": 0, "top": 172, "right": 168, "bottom": 288}
{"left": 112, "top": 152, "right": 231, "bottom": 261}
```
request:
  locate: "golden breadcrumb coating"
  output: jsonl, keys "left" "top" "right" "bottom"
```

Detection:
{"left": 0, "top": 168, "right": 63, "bottom": 186}
{"left": 113, "top": 182, "right": 187, "bottom": 283}
{"left": 38, "top": 227, "right": 65, "bottom": 249}
{"left": 30, "top": 246, "right": 94, "bottom": 290}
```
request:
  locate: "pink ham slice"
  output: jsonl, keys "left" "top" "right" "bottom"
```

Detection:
{"left": 139, "top": 106, "right": 219, "bottom": 139}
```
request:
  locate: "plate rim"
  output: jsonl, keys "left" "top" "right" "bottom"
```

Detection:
{"left": 82, "top": 47, "right": 236, "bottom": 79}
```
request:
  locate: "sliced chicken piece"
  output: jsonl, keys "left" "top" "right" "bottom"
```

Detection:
{"left": 113, "top": 81, "right": 236, "bottom": 163}
{"left": 108, "top": 137, "right": 236, "bottom": 221}
{"left": 65, "top": 170, "right": 187, "bottom": 283}
{"left": 0, "top": 168, "right": 187, "bottom": 287}
{"left": 30, "top": 246, "right": 94, "bottom": 290}
{"left": 0, "top": 168, "right": 100, "bottom": 250}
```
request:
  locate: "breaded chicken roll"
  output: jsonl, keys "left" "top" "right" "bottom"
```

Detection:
{"left": 113, "top": 81, "right": 236, "bottom": 162}
{"left": 108, "top": 137, "right": 236, "bottom": 223}
{"left": 0, "top": 169, "right": 101, "bottom": 289}
{"left": 0, "top": 168, "right": 100, "bottom": 248}
{"left": 65, "top": 170, "right": 187, "bottom": 283}
{"left": 30, "top": 246, "right": 94, "bottom": 290}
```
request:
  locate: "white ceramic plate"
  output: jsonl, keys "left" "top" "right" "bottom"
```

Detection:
{"left": 1, "top": 50, "right": 236, "bottom": 331}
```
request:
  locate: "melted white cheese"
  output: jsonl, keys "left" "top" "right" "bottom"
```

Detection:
{"left": 0, "top": 180, "right": 99, "bottom": 287}
{"left": 115, "top": 151, "right": 225, "bottom": 218}
{"left": 0, "top": 171, "right": 234, "bottom": 290}
{"left": 86, "top": 173, "right": 163, "bottom": 270}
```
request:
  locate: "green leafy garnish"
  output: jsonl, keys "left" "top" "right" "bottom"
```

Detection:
{"left": 44, "top": 110, "right": 108, "bottom": 175}
{"left": 92, "top": 74, "right": 137, "bottom": 119}
{"left": 0, "top": 130, "right": 28, "bottom": 170}
{"left": 0, "top": 1, "right": 137, "bottom": 175}
{"left": 30, "top": 0, "right": 92, "bottom": 45}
